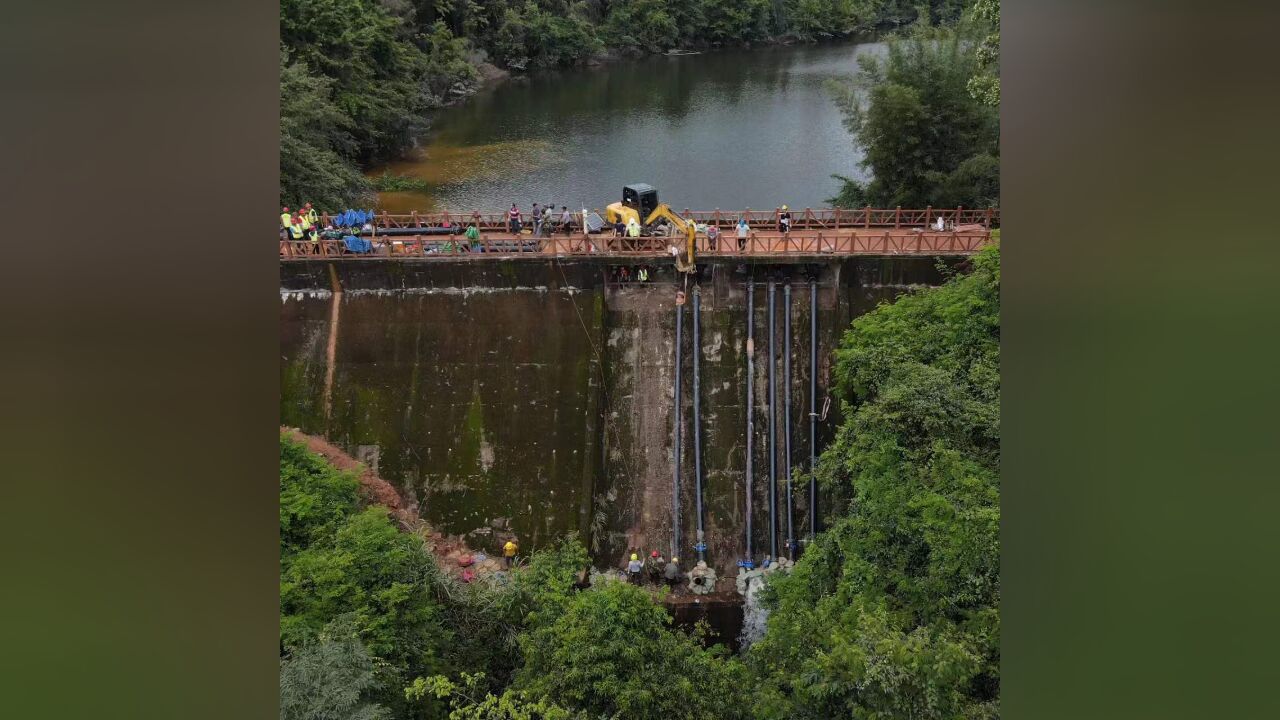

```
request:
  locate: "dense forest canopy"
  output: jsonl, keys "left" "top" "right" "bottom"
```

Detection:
{"left": 279, "top": 0, "right": 990, "bottom": 208}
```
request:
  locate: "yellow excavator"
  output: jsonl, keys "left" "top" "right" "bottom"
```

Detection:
{"left": 604, "top": 184, "right": 697, "bottom": 272}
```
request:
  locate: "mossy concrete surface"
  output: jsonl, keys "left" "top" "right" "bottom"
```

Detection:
{"left": 280, "top": 256, "right": 955, "bottom": 570}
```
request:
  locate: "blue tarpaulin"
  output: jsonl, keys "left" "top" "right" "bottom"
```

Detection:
{"left": 343, "top": 235, "right": 372, "bottom": 253}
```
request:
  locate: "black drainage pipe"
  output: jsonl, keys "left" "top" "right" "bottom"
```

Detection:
{"left": 692, "top": 286, "right": 706, "bottom": 564}
{"left": 784, "top": 283, "right": 795, "bottom": 560}
{"left": 767, "top": 280, "right": 778, "bottom": 560}
{"left": 744, "top": 282, "right": 755, "bottom": 566}
{"left": 809, "top": 278, "right": 818, "bottom": 543}
{"left": 672, "top": 297, "right": 683, "bottom": 559}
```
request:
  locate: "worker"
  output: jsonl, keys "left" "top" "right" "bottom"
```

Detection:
{"left": 560, "top": 206, "right": 573, "bottom": 235}
{"left": 664, "top": 557, "right": 682, "bottom": 587}
{"left": 627, "top": 553, "right": 643, "bottom": 584}
{"left": 638, "top": 266, "right": 648, "bottom": 282}
{"left": 778, "top": 205, "right": 792, "bottom": 233}
{"left": 298, "top": 209, "right": 316, "bottom": 241}
{"left": 532, "top": 202, "right": 542, "bottom": 235}
{"left": 934, "top": 215, "right": 946, "bottom": 231}
{"left": 503, "top": 538, "right": 518, "bottom": 568}
{"left": 280, "top": 207, "right": 292, "bottom": 240}
{"left": 304, "top": 202, "right": 318, "bottom": 227}
{"left": 737, "top": 216, "right": 750, "bottom": 251}
{"left": 464, "top": 222, "right": 480, "bottom": 249}
{"left": 508, "top": 203, "right": 521, "bottom": 233}
{"left": 626, "top": 218, "right": 641, "bottom": 238}
{"left": 645, "top": 551, "right": 663, "bottom": 584}
{"left": 287, "top": 214, "right": 305, "bottom": 241}
{"left": 706, "top": 223, "right": 720, "bottom": 250}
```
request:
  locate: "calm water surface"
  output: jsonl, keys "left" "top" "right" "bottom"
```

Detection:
{"left": 372, "top": 41, "right": 883, "bottom": 213}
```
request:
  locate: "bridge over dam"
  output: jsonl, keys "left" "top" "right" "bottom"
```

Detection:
{"left": 280, "top": 207, "right": 996, "bottom": 622}
{"left": 280, "top": 205, "right": 997, "bottom": 260}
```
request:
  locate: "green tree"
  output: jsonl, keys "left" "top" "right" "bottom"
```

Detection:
{"left": 280, "top": 433, "right": 362, "bottom": 557}
{"left": 603, "top": 0, "right": 682, "bottom": 51}
{"left": 829, "top": 24, "right": 999, "bottom": 208}
{"left": 749, "top": 245, "right": 1001, "bottom": 719}
{"left": 281, "top": 506, "right": 449, "bottom": 673}
{"left": 280, "top": 436, "right": 452, "bottom": 716}
{"left": 406, "top": 673, "right": 582, "bottom": 719}
{"left": 966, "top": 0, "right": 1000, "bottom": 106}
{"left": 697, "top": 0, "right": 773, "bottom": 44}
{"left": 279, "top": 54, "right": 374, "bottom": 209}
{"left": 515, "top": 581, "right": 749, "bottom": 720}
{"left": 281, "top": 618, "right": 391, "bottom": 720}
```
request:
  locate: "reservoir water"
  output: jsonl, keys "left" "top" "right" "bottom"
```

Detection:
{"left": 371, "top": 40, "right": 884, "bottom": 213}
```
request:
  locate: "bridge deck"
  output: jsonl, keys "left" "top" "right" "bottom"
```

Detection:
{"left": 280, "top": 228, "right": 992, "bottom": 261}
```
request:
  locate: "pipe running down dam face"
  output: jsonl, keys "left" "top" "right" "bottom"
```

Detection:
{"left": 280, "top": 256, "right": 958, "bottom": 577}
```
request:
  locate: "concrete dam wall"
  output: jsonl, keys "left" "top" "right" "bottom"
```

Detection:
{"left": 280, "top": 257, "right": 953, "bottom": 576}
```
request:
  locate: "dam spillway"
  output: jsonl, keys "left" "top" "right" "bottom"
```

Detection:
{"left": 280, "top": 255, "right": 961, "bottom": 577}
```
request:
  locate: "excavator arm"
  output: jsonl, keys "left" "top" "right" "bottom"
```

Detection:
{"left": 644, "top": 204, "right": 697, "bottom": 272}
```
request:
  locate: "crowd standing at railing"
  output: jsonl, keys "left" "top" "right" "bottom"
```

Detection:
{"left": 280, "top": 200, "right": 998, "bottom": 259}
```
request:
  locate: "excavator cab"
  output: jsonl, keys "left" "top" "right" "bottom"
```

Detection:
{"left": 622, "top": 184, "right": 659, "bottom": 221}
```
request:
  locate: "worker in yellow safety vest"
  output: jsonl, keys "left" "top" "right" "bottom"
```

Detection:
{"left": 503, "top": 539, "right": 518, "bottom": 568}
{"left": 304, "top": 202, "right": 318, "bottom": 226}
{"left": 287, "top": 214, "right": 305, "bottom": 241}
{"left": 280, "top": 207, "right": 292, "bottom": 239}
{"left": 298, "top": 209, "right": 315, "bottom": 240}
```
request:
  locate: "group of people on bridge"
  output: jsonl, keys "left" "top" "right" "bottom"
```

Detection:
{"left": 508, "top": 202, "right": 576, "bottom": 236}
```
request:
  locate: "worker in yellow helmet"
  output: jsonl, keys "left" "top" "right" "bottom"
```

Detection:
{"left": 664, "top": 556, "right": 682, "bottom": 587}
{"left": 502, "top": 538, "right": 518, "bottom": 568}
{"left": 626, "top": 552, "right": 643, "bottom": 584}
{"left": 778, "top": 204, "right": 792, "bottom": 233}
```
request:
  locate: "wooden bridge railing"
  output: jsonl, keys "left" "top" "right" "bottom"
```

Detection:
{"left": 280, "top": 229, "right": 991, "bottom": 260}
{"left": 318, "top": 206, "right": 1000, "bottom": 233}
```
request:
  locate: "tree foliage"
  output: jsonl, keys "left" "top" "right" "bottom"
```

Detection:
{"left": 280, "top": 436, "right": 452, "bottom": 716}
{"left": 279, "top": 0, "right": 478, "bottom": 207}
{"left": 515, "top": 581, "right": 749, "bottom": 720}
{"left": 966, "top": 0, "right": 1000, "bottom": 106}
{"left": 280, "top": 52, "right": 375, "bottom": 210}
{"left": 829, "top": 23, "right": 999, "bottom": 208}
{"left": 280, "top": 618, "right": 391, "bottom": 720}
{"left": 749, "top": 245, "right": 1000, "bottom": 719}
